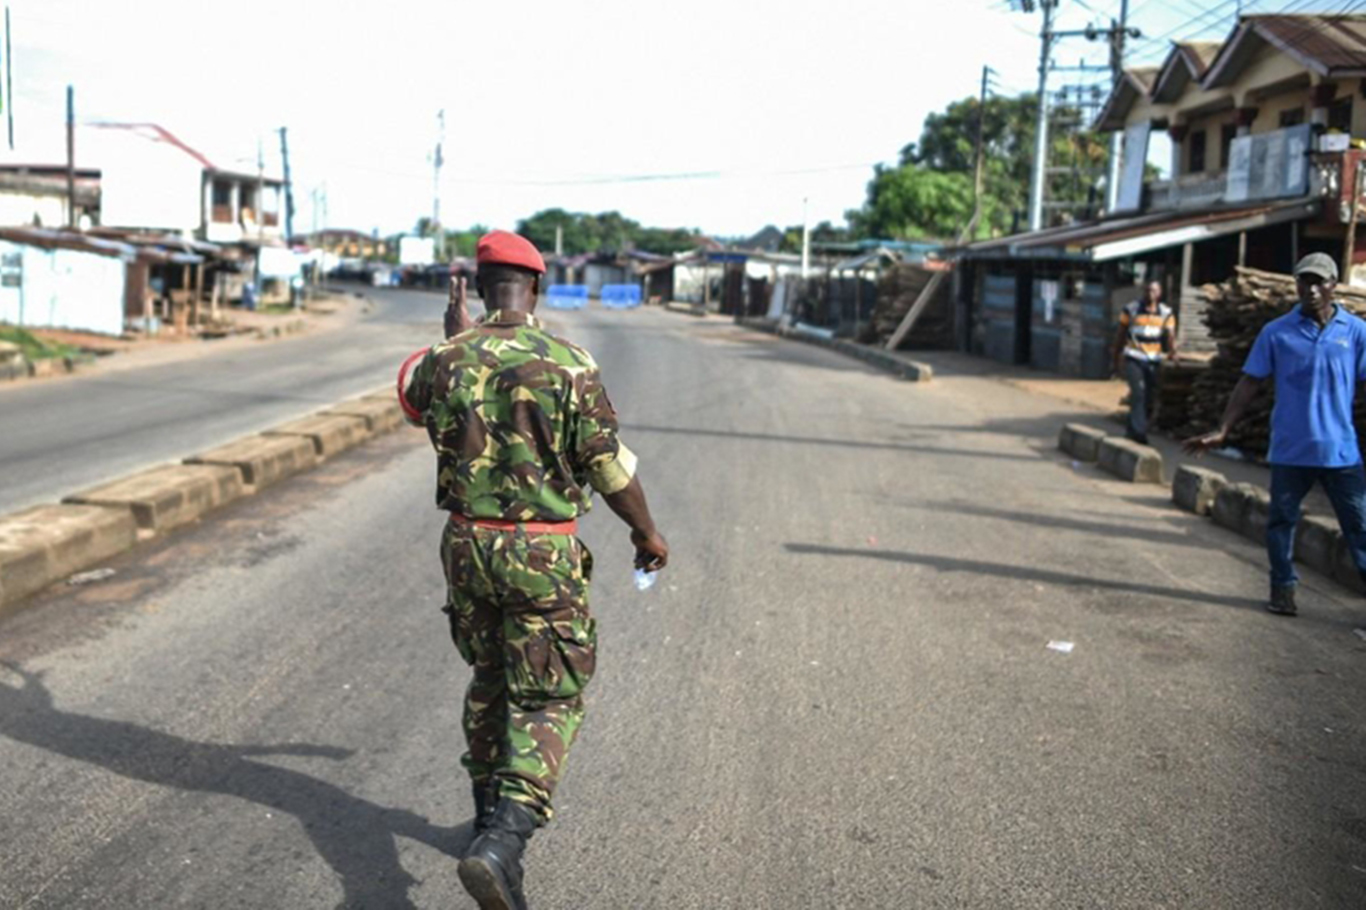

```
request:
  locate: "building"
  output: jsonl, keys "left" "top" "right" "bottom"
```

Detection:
{"left": 0, "top": 165, "right": 100, "bottom": 228}
{"left": 954, "top": 13, "right": 1366, "bottom": 377}
{"left": 303, "top": 228, "right": 386, "bottom": 259}
{"left": 91, "top": 123, "right": 285, "bottom": 246}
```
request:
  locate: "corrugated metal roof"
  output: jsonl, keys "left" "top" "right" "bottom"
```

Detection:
{"left": 1255, "top": 14, "right": 1366, "bottom": 72}
{"left": 957, "top": 200, "right": 1318, "bottom": 262}
{"left": 1095, "top": 66, "right": 1160, "bottom": 131}
{"left": 1205, "top": 14, "right": 1366, "bottom": 87}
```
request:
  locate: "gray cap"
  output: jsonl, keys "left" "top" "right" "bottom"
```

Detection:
{"left": 1294, "top": 251, "right": 1339, "bottom": 282}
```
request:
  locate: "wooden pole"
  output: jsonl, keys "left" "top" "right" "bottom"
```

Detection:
{"left": 1343, "top": 159, "right": 1364, "bottom": 285}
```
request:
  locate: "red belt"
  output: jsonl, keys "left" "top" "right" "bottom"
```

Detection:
{"left": 448, "top": 513, "right": 578, "bottom": 535}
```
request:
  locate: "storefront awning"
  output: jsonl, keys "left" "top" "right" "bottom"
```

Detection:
{"left": 958, "top": 199, "right": 1321, "bottom": 263}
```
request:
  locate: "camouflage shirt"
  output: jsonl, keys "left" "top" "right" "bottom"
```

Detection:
{"left": 404, "top": 309, "right": 637, "bottom": 521}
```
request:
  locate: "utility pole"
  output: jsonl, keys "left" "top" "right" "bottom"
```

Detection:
{"left": 1106, "top": 0, "right": 1133, "bottom": 212}
{"left": 65, "top": 85, "right": 75, "bottom": 229}
{"left": 432, "top": 109, "right": 445, "bottom": 261}
{"left": 801, "top": 196, "right": 810, "bottom": 279}
{"left": 1028, "top": 0, "right": 1056, "bottom": 232}
{"left": 256, "top": 137, "right": 265, "bottom": 244}
{"left": 278, "top": 127, "right": 295, "bottom": 243}
{"left": 5, "top": 7, "right": 13, "bottom": 151}
{"left": 971, "top": 65, "right": 997, "bottom": 235}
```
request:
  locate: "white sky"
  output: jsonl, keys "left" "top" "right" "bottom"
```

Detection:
{"left": 2, "top": 0, "right": 1352, "bottom": 239}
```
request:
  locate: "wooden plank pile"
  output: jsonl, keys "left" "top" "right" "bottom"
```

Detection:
{"left": 1168, "top": 267, "right": 1366, "bottom": 460}
{"left": 867, "top": 264, "right": 954, "bottom": 349}
{"left": 1153, "top": 357, "right": 1209, "bottom": 433}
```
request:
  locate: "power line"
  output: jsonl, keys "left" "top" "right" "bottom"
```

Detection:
{"left": 327, "top": 159, "right": 883, "bottom": 188}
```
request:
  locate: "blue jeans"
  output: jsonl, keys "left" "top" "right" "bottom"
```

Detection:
{"left": 1267, "top": 463, "right": 1366, "bottom": 587}
{"left": 1124, "top": 358, "right": 1159, "bottom": 443}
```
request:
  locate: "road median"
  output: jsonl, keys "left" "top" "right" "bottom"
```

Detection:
{"left": 0, "top": 385, "right": 405, "bottom": 621}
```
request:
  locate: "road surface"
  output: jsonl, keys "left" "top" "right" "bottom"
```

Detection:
{"left": 2, "top": 304, "right": 1365, "bottom": 908}
{"left": 0, "top": 285, "right": 447, "bottom": 515}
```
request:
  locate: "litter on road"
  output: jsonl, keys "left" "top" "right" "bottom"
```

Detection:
{"left": 1046, "top": 640, "right": 1075, "bottom": 654}
{"left": 66, "top": 568, "right": 116, "bottom": 586}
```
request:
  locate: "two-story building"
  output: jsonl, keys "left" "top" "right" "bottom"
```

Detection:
{"left": 954, "top": 13, "right": 1366, "bottom": 378}
{"left": 90, "top": 123, "right": 286, "bottom": 247}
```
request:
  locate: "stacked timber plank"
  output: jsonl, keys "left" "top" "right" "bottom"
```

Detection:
{"left": 1153, "top": 356, "right": 1209, "bottom": 433}
{"left": 1171, "top": 267, "right": 1366, "bottom": 461}
{"left": 867, "top": 264, "right": 954, "bottom": 349}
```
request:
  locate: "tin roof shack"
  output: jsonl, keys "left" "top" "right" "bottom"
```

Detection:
{"left": 0, "top": 228, "right": 202, "bottom": 337}
{"left": 0, "top": 165, "right": 100, "bottom": 228}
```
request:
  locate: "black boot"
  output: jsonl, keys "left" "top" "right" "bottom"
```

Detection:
{"left": 1268, "top": 584, "right": 1298, "bottom": 616}
{"left": 472, "top": 779, "right": 498, "bottom": 835}
{"left": 458, "top": 799, "right": 539, "bottom": 910}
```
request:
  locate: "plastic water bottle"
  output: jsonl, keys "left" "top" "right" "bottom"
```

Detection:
{"left": 634, "top": 567, "right": 659, "bottom": 592}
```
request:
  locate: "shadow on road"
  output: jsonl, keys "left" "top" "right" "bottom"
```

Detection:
{"left": 783, "top": 543, "right": 1255, "bottom": 610}
{"left": 0, "top": 662, "right": 471, "bottom": 909}
{"left": 884, "top": 499, "right": 1227, "bottom": 551}
{"left": 622, "top": 422, "right": 1032, "bottom": 457}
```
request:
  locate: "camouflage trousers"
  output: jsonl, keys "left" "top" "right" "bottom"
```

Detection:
{"left": 439, "top": 522, "right": 596, "bottom": 825}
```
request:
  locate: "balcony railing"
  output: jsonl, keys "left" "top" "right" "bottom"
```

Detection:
{"left": 210, "top": 204, "right": 233, "bottom": 224}
{"left": 1146, "top": 171, "right": 1229, "bottom": 213}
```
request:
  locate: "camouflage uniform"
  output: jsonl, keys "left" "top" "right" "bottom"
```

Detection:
{"left": 404, "top": 308, "right": 636, "bottom": 824}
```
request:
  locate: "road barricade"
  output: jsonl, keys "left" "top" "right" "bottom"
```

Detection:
{"left": 601, "top": 284, "right": 642, "bottom": 309}
{"left": 546, "top": 285, "right": 588, "bottom": 310}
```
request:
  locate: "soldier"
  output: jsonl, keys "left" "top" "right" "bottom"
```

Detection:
{"left": 400, "top": 230, "right": 668, "bottom": 910}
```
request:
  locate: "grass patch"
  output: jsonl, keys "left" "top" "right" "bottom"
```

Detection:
{"left": 0, "top": 325, "right": 79, "bottom": 361}
{"left": 256, "top": 304, "right": 301, "bottom": 316}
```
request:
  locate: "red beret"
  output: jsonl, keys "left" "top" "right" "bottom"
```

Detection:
{"left": 476, "top": 230, "right": 545, "bottom": 274}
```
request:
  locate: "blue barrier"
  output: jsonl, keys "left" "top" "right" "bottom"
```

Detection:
{"left": 546, "top": 285, "right": 588, "bottom": 310}
{"left": 601, "top": 284, "right": 642, "bottom": 309}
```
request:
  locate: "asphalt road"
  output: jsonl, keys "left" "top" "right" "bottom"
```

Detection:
{"left": 2, "top": 305, "right": 1366, "bottom": 909}
{"left": 0, "top": 284, "right": 450, "bottom": 515}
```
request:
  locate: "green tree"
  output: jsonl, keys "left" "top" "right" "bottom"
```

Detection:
{"left": 849, "top": 91, "right": 1107, "bottom": 242}
{"left": 846, "top": 166, "right": 975, "bottom": 241}
{"left": 515, "top": 209, "right": 701, "bottom": 256}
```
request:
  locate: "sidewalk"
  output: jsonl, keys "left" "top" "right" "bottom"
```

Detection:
{"left": 0, "top": 291, "right": 365, "bottom": 388}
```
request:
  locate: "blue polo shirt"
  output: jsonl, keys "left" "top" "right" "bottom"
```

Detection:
{"left": 1243, "top": 304, "right": 1366, "bottom": 467}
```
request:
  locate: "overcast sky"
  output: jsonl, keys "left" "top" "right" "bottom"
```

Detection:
{"left": 2, "top": 0, "right": 1347, "bottom": 239}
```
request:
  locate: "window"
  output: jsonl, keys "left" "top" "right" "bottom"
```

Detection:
{"left": 1189, "top": 129, "right": 1207, "bottom": 174}
{"left": 1220, "top": 124, "right": 1238, "bottom": 170}
{"left": 1329, "top": 96, "right": 1354, "bottom": 134}
{"left": 1279, "top": 106, "right": 1306, "bottom": 127}
{"left": 211, "top": 180, "right": 231, "bottom": 206}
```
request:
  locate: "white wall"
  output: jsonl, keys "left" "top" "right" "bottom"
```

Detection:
{"left": 93, "top": 129, "right": 203, "bottom": 232}
{"left": 0, "top": 240, "right": 126, "bottom": 335}
{"left": 0, "top": 192, "right": 67, "bottom": 228}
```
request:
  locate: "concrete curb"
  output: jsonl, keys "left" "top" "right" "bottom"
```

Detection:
{"left": 0, "top": 385, "right": 405, "bottom": 622}
{"left": 1056, "top": 426, "right": 1164, "bottom": 483}
{"left": 735, "top": 317, "right": 933, "bottom": 382}
{"left": 1096, "top": 437, "right": 1164, "bottom": 483}
{"left": 1058, "top": 423, "right": 1107, "bottom": 462}
{"left": 1164, "top": 462, "right": 1364, "bottom": 595}
{"left": 64, "top": 463, "right": 245, "bottom": 538}
{"left": 263, "top": 414, "right": 372, "bottom": 458}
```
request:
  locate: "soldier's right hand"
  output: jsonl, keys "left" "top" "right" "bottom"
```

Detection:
{"left": 632, "top": 528, "right": 669, "bottom": 572}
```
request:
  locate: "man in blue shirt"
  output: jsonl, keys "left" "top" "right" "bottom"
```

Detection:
{"left": 1185, "top": 252, "right": 1366, "bottom": 615}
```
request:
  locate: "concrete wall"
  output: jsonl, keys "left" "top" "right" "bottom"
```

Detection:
{"left": 0, "top": 191, "right": 67, "bottom": 228}
{"left": 96, "top": 130, "right": 203, "bottom": 233}
{"left": 0, "top": 241, "right": 126, "bottom": 335}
